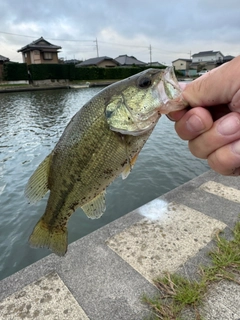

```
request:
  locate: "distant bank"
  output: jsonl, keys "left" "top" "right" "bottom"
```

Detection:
{"left": 0, "top": 80, "right": 117, "bottom": 94}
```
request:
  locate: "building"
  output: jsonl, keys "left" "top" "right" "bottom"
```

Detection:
{"left": 222, "top": 55, "right": 235, "bottom": 63}
{"left": 192, "top": 50, "right": 224, "bottom": 63}
{"left": 115, "top": 55, "right": 146, "bottom": 67}
{"left": 63, "top": 59, "right": 81, "bottom": 65}
{"left": 17, "top": 37, "right": 62, "bottom": 65}
{"left": 173, "top": 51, "right": 235, "bottom": 76}
{"left": 146, "top": 61, "right": 165, "bottom": 67}
{"left": 172, "top": 58, "right": 192, "bottom": 76}
{"left": 191, "top": 50, "right": 224, "bottom": 71}
{"left": 76, "top": 56, "right": 119, "bottom": 68}
{"left": 0, "top": 54, "right": 10, "bottom": 80}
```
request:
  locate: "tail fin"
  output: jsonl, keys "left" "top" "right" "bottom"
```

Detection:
{"left": 29, "top": 219, "right": 68, "bottom": 256}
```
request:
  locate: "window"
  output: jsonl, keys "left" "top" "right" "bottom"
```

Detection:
{"left": 43, "top": 52, "right": 53, "bottom": 60}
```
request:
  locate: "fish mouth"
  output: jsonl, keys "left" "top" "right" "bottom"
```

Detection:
{"left": 157, "top": 67, "right": 188, "bottom": 114}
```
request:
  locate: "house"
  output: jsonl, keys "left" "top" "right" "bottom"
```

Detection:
{"left": 63, "top": 59, "right": 81, "bottom": 65}
{"left": 115, "top": 55, "right": 146, "bottom": 67}
{"left": 146, "top": 61, "right": 165, "bottom": 67}
{"left": 223, "top": 55, "right": 235, "bottom": 63}
{"left": 17, "top": 37, "right": 62, "bottom": 65}
{"left": 0, "top": 54, "right": 10, "bottom": 80}
{"left": 76, "top": 56, "right": 119, "bottom": 68}
{"left": 192, "top": 50, "right": 224, "bottom": 63}
{"left": 172, "top": 58, "right": 192, "bottom": 76}
{"left": 191, "top": 50, "right": 224, "bottom": 71}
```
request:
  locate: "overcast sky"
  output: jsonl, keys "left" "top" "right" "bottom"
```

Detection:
{"left": 1, "top": 0, "right": 239, "bottom": 65}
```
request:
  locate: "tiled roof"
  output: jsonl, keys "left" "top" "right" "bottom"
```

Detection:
{"left": 0, "top": 55, "right": 9, "bottom": 61}
{"left": 115, "top": 55, "right": 146, "bottom": 66}
{"left": 76, "top": 56, "right": 119, "bottom": 66}
{"left": 172, "top": 58, "right": 192, "bottom": 63}
{"left": 223, "top": 55, "right": 235, "bottom": 60}
{"left": 18, "top": 37, "right": 61, "bottom": 52}
{"left": 192, "top": 51, "right": 222, "bottom": 57}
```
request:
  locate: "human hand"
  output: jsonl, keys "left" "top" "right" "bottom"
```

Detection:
{"left": 168, "top": 56, "right": 240, "bottom": 175}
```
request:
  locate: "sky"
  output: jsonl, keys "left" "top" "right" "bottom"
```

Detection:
{"left": 1, "top": 0, "right": 240, "bottom": 65}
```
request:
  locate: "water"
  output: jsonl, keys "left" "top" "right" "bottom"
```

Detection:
{"left": 0, "top": 88, "right": 209, "bottom": 281}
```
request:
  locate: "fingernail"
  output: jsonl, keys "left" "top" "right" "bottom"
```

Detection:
{"left": 217, "top": 115, "right": 240, "bottom": 135}
{"left": 166, "top": 114, "right": 175, "bottom": 122}
{"left": 186, "top": 115, "right": 205, "bottom": 132}
{"left": 231, "top": 140, "right": 240, "bottom": 155}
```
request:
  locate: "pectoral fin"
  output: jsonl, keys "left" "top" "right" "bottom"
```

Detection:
{"left": 82, "top": 190, "right": 106, "bottom": 219}
{"left": 121, "top": 153, "right": 139, "bottom": 180}
{"left": 25, "top": 154, "right": 52, "bottom": 203}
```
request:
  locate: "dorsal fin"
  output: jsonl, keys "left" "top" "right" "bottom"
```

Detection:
{"left": 25, "top": 154, "right": 52, "bottom": 203}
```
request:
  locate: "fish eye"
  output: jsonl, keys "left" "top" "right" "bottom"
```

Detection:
{"left": 137, "top": 76, "right": 152, "bottom": 89}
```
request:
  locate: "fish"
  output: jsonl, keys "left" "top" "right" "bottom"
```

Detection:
{"left": 25, "top": 67, "right": 187, "bottom": 256}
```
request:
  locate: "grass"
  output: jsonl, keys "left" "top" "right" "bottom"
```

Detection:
{"left": 143, "top": 221, "right": 240, "bottom": 320}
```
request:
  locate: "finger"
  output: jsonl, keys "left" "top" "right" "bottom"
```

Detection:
{"left": 188, "top": 112, "right": 240, "bottom": 159}
{"left": 167, "top": 109, "right": 188, "bottom": 122}
{"left": 174, "top": 107, "right": 213, "bottom": 140}
{"left": 208, "top": 141, "right": 240, "bottom": 176}
{"left": 229, "top": 87, "right": 240, "bottom": 112}
{"left": 182, "top": 56, "right": 240, "bottom": 108}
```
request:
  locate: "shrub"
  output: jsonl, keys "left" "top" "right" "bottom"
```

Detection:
{"left": 3, "top": 63, "right": 28, "bottom": 81}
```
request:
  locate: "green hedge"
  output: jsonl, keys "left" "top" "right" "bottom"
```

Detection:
{"left": 74, "top": 66, "right": 165, "bottom": 81}
{"left": 28, "top": 64, "right": 75, "bottom": 81}
{"left": 3, "top": 63, "right": 28, "bottom": 81}
{"left": 3, "top": 64, "right": 166, "bottom": 81}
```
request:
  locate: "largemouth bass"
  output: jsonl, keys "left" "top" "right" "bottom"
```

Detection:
{"left": 25, "top": 68, "right": 186, "bottom": 256}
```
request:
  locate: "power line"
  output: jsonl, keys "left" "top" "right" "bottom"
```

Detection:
{"left": 0, "top": 31, "right": 94, "bottom": 42}
{"left": 0, "top": 30, "right": 191, "bottom": 60}
{"left": 1, "top": 30, "right": 188, "bottom": 53}
{"left": 0, "top": 31, "right": 34, "bottom": 38}
{"left": 98, "top": 40, "right": 148, "bottom": 49}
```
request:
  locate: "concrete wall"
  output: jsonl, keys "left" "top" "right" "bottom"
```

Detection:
{"left": 97, "top": 60, "right": 118, "bottom": 68}
{"left": 173, "top": 59, "right": 188, "bottom": 70}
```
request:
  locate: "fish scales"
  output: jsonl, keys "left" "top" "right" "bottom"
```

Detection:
{"left": 25, "top": 68, "right": 187, "bottom": 256}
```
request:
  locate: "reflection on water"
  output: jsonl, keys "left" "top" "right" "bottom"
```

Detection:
{"left": 0, "top": 88, "right": 209, "bottom": 280}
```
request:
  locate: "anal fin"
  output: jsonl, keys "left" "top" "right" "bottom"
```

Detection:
{"left": 81, "top": 190, "right": 106, "bottom": 219}
{"left": 121, "top": 153, "right": 139, "bottom": 180}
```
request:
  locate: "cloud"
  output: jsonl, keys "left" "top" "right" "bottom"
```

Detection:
{"left": 0, "top": 0, "right": 239, "bottom": 64}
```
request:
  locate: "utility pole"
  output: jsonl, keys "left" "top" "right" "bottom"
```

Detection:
{"left": 95, "top": 38, "right": 99, "bottom": 57}
{"left": 149, "top": 44, "right": 152, "bottom": 65}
